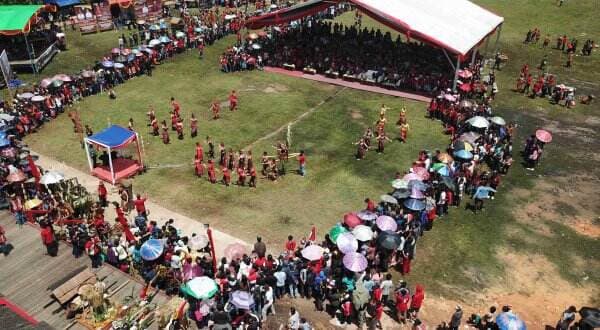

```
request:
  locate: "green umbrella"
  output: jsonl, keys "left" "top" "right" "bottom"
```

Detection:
{"left": 431, "top": 163, "right": 446, "bottom": 171}
{"left": 329, "top": 224, "right": 348, "bottom": 242}
{"left": 442, "top": 176, "right": 456, "bottom": 190}
{"left": 180, "top": 276, "right": 218, "bottom": 300}
{"left": 51, "top": 79, "right": 64, "bottom": 88}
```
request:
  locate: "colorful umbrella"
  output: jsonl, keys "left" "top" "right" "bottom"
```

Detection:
{"left": 24, "top": 198, "right": 42, "bottom": 210}
{"left": 149, "top": 24, "right": 160, "bottom": 31}
{"left": 31, "top": 95, "right": 45, "bottom": 102}
{"left": 336, "top": 232, "right": 358, "bottom": 254}
{"left": 412, "top": 167, "right": 430, "bottom": 180}
{"left": 159, "top": 36, "right": 171, "bottom": 43}
{"left": 301, "top": 245, "right": 323, "bottom": 261}
{"left": 114, "top": 63, "right": 125, "bottom": 69}
{"left": 376, "top": 215, "right": 397, "bottom": 232}
{"left": 51, "top": 80, "right": 63, "bottom": 88}
{"left": 148, "top": 39, "right": 161, "bottom": 47}
{"left": 535, "top": 129, "right": 552, "bottom": 143}
{"left": 458, "top": 132, "right": 481, "bottom": 145}
{"left": 437, "top": 166, "right": 451, "bottom": 177}
{"left": 101, "top": 60, "right": 114, "bottom": 68}
{"left": 453, "top": 149, "right": 474, "bottom": 160}
{"left": 230, "top": 290, "right": 255, "bottom": 310}
{"left": 175, "top": 31, "right": 185, "bottom": 38}
{"left": 467, "top": 116, "right": 490, "bottom": 128}
{"left": 392, "top": 189, "right": 410, "bottom": 199}
{"left": 352, "top": 225, "right": 373, "bottom": 242}
{"left": 403, "top": 173, "right": 422, "bottom": 182}
{"left": 40, "top": 78, "right": 53, "bottom": 88}
{"left": 356, "top": 210, "right": 377, "bottom": 221}
{"left": 391, "top": 179, "right": 409, "bottom": 190}
{"left": 490, "top": 116, "right": 506, "bottom": 126}
{"left": 453, "top": 140, "right": 474, "bottom": 151}
{"left": 410, "top": 187, "right": 425, "bottom": 199}
{"left": 403, "top": 198, "right": 426, "bottom": 211}
{"left": 443, "top": 94, "right": 457, "bottom": 102}
{"left": 0, "top": 137, "right": 10, "bottom": 147}
{"left": 377, "top": 231, "right": 402, "bottom": 250}
{"left": 18, "top": 92, "right": 34, "bottom": 99}
{"left": 224, "top": 243, "right": 247, "bottom": 260}
{"left": 496, "top": 312, "right": 526, "bottom": 330}
{"left": 329, "top": 224, "right": 348, "bottom": 242}
{"left": 251, "top": 43, "right": 262, "bottom": 50}
{"left": 40, "top": 171, "right": 65, "bottom": 185}
{"left": 408, "top": 180, "right": 427, "bottom": 191}
{"left": 140, "top": 239, "right": 164, "bottom": 260}
{"left": 181, "top": 276, "right": 218, "bottom": 300}
{"left": 111, "top": 47, "right": 120, "bottom": 54}
{"left": 1, "top": 147, "right": 16, "bottom": 158}
{"left": 343, "top": 213, "right": 362, "bottom": 228}
{"left": 189, "top": 234, "right": 209, "bottom": 250}
{"left": 431, "top": 162, "right": 446, "bottom": 171}
{"left": 7, "top": 170, "right": 26, "bottom": 182}
{"left": 438, "top": 153, "right": 454, "bottom": 164}
{"left": 380, "top": 194, "right": 398, "bottom": 204}
{"left": 342, "top": 252, "right": 368, "bottom": 272}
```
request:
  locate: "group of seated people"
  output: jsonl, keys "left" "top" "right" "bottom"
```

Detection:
{"left": 251, "top": 20, "right": 452, "bottom": 95}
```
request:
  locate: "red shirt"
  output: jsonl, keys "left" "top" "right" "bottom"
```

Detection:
{"left": 134, "top": 198, "right": 147, "bottom": 213}
{"left": 285, "top": 240, "right": 297, "bottom": 252}
{"left": 298, "top": 154, "right": 306, "bottom": 165}
{"left": 395, "top": 292, "right": 410, "bottom": 312}
{"left": 41, "top": 227, "right": 54, "bottom": 245}
{"left": 411, "top": 289, "right": 425, "bottom": 309}
{"left": 195, "top": 146, "right": 204, "bottom": 161}
{"left": 98, "top": 184, "right": 107, "bottom": 197}
{"left": 366, "top": 200, "right": 375, "bottom": 212}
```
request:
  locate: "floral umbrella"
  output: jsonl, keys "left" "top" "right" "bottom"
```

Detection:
{"left": 181, "top": 277, "right": 218, "bottom": 300}
{"left": 376, "top": 215, "right": 397, "bottom": 232}
{"left": 342, "top": 252, "right": 368, "bottom": 272}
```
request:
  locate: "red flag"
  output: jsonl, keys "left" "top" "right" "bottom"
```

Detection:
{"left": 28, "top": 155, "right": 40, "bottom": 180}
{"left": 308, "top": 225, "right": 316, "bottom": 242}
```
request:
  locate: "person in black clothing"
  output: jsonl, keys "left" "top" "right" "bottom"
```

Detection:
{"left": 211, "top": 304, "right": 232, "bottom": 330}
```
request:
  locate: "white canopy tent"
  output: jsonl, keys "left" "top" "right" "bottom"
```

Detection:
{"left": 247, "top": 0, "right": 504, "bottom": 91}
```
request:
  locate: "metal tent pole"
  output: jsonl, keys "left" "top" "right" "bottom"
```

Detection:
{"left": 452, "top": 56, "right": 460, "bottom": 92}
{"left": 84, "top": 139, "right": 94, "bottom": 172}
{"left": 24, "top": 34, "right": 38, "bottom": 75}
{"left": 107, "top": 147, "right": 115, "bottom": 184}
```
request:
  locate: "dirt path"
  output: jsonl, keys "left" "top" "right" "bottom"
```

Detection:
{"left": 31, "top": 151, "right": 249, "bottom": 256}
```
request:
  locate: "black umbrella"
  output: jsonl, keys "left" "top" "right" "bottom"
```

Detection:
{"left": 580, "top": 307, "right": 600, "bottom": 328}
{"left": 441, "top": 176, "right": 456, "bottom": 190}
{"left": 377, "top": 231, "right": 401, "bottom": 250}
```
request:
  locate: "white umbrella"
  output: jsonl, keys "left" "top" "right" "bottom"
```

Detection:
{"left": 40, "top": 171, "right": 65, "bottom": 185}
{"left": 190, "top": 234, "right": 209, "bottom": 250}
{"left": 149, "top": 39, "right": 161, "bottom": 47}
{"left": 352, "top": 225, "right": 374, "bottom": 242}
{"left": 467, "top": 116, "right": 490, "bottom": 128}
{"left": 0, "top": 113, "right": 15, "bottom": 121}
{"left": 391, "top": 179, "right": 409, "bottom": 190}
{"left": 490, "top": 116, "right": 506, "bottom": 126}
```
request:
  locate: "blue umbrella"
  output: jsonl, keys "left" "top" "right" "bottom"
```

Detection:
{"left": 437, "top": 166, "right": 451, "bottom": 177}
{"left": 403, "top": 198, "right": 426, "bottom": 211}
{"left": 0, "top": 137, "right": 10, "bottom": 147}
{"left": 140, "top": 239, "right": 164, "bottom": 261}
{"left": 194, "top": 27, "right": 203, "bottom": 33}
{"left": 159, "top": 22, "right": 167, "bottom": 30}
{"left": 496, "top": 312, "right": 526, "bottom": 330}
{"left": 102, "top": 60, "right": 114, "bottom": 68}
{"left": 453, "top": 149, "right": 473, "bottom": 160}
{"left": 149, "top": 24, "right": 159, "bottom": 31}
{"left": 159, "top": 36, "right": 170, "bottom": 43}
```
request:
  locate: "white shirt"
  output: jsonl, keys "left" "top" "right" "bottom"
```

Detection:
{"left": 265, "top": 287, "right": 274, "bottom": 303}
{"left": 274, "top": 271, "right": 286, "bottom": 287}
{"left": 171, "top": 254, "right": 181, "bottom": 269}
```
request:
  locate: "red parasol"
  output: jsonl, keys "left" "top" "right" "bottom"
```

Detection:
{"left": 343, "top": 213, "right": 362, "bottom": 228}
{"left": 459, "top": 83, "right": 472, "bottom": 92}
{"left": 535, "top": 129, "right": 552, "bottom": 143}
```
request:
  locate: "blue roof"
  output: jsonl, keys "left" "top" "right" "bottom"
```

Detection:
{"left": 44, "top": 0, "right": 81, "bottom": 7}
{"left": 87, "top": 125, "right": 136, "bottom": 149}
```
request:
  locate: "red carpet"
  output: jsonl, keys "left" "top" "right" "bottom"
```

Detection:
{"left": 92, "top": 158, "right": 141, "bottom": 183}
{"left": 264, "top": 67, "right": 431, "bottom": 103}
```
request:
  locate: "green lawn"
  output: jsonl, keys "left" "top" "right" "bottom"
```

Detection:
{"left": 24, "top": 1, "right": 600, "bottom": 299}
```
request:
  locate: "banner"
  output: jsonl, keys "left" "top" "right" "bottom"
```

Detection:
{"left": 0, "top": 50, "right": 13, "bottom": 89}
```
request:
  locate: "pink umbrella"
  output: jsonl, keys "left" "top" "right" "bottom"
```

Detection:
{"left": 409, "top": 187, "right": 424, "bottom": 199}
{"left": 336, "top": 232, "right": 358, "bottom": 254}
{"left": 53, "top": 74, "right": 72, "bottom": 82}
{"left": 112, "top": 47, "right": 121, "bottom": 54}
{"left": 1, "top": 147, "right": 17, "bottom": 158}
{"left": 121, "top": 48, "right": 131, "bottom": 55}
{"left": 343, "top": 252, "right": 368, "bottom": 272}
{"left": 403, "top": 173, "right": 422, "bottom": 182}
{"left": 412, "top": 166, "right": 430, "bottom": 180}
{"left": 457, "top": 69, "right": 472, "bottom": 79}
{"left": 444, "top": 94, "right": 457, "bottom": 102}
{"left": 301, "top": 245, "right": 324, "bottom": 261}
{"left": 535, "top": 129, "right": 552, "bottom": 143}
{"left": 376, "top": 215, "right": 397, "bottom": 232}
{"left": 224, "top": 243, "right": 248, "bottom": 260}
{"left": 40, "top": 78, "right": 54, "bottom": 88}
{"left": 343, "top": 213, "right": 362, "bottom": 228}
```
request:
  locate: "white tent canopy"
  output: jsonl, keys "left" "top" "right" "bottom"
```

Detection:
{"left": 352, "top": 0, "right": 504, "bottom": 56}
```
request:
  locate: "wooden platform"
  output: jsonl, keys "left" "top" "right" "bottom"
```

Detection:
{"left": 0, "top": 212, "right": 171, "bottom": 329}
{"left": 264, "top": 66, "right": 432, "bottom": 103}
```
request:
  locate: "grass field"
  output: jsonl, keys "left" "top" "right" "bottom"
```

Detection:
{"left": 22, "top": 1, "right": 600, "bottom": 306}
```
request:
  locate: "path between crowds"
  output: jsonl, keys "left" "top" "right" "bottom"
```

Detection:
{"left": 31, "top": 150, "right": 249, "bottom": 256}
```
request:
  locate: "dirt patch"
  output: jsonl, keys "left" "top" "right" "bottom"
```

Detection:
{"left": 263, "top": 83, "right": 290, "bottom": 94}
{"left": 350, "top": 109, "right": 363, "bottom": 120}
{"left": 509, "top": 175, "right": 600, "bottom": 238}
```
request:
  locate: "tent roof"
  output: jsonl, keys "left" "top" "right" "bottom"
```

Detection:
{"left": 44, "top": 0, "right": 81, "bottom": 7}
{"left": 246, "top": 0, "right": 503, "bottom": 56}
{"left": 0, "top": 5, "right": 43, "bottom": 36}
{"left": 87, "top": 125, "right": 137, "bottom": 149}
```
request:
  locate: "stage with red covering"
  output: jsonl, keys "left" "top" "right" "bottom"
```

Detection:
{"left": 84, "top": 125, "right": 144, "bottom": 184}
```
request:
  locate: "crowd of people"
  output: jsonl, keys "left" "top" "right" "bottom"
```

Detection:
{"left": 223, "top": 19, "right": 452, "bottom": 95}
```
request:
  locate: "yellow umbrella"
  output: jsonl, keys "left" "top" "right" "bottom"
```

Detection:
{"left": 24, "top": 198, "right": 43, "bottom": 210}
{"left": 438, "top": 152, "right": 454, "bottom": 164}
